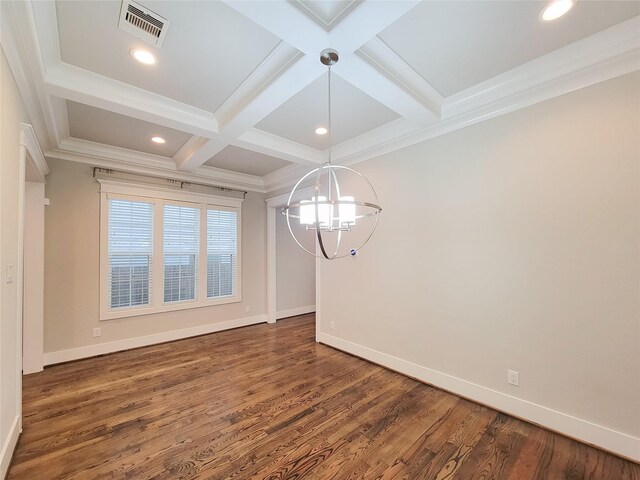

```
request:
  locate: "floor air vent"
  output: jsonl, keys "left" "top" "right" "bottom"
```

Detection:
{"left": 118, "top": 1, "right": 169, "bottom": 47}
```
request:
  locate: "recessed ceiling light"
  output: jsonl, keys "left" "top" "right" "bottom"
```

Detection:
{"left": 315, "top": 127, "right": 328, "bottom": 135}
{"left": 540, "top": 0, "right": 575, "bottom": 21}
{"left": 130, "top": 48, "right": 156, "bottom": 65}
{"left": 151, "top": 136, "right": 166, "bottom": 144}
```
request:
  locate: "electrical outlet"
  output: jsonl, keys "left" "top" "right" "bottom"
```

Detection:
{"left": 507, "top": 369, "right": 519, "bottom": 386}
{"left": 93, "top": 327, "right": 101, "bottom": 338}
{"left": 330, "top": 321, "right": 335, "bottom": 330}
{"left": 245, "top": 305, "right": 251, "bottom": 313}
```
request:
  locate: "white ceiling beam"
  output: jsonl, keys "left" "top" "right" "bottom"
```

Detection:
{"left": 223, "top": 0, "right": 434, "bottom": 127}
{"left": 174, "top": 135, "right": 230, "bottom": 171}
{"left": 215, "top": 41, "right": 301, "bottom": 129}
{"left": 223, "top": 0, "right": 326, "bottom": 55}
{"left": 220, "top": 54, "right": 325, "bottom": 138}
{"left": 328, "top": 0, "right": 420, "bottom": 53}
{"left": 334, "top": 53, "right": 438, "bottom": 127}
{"left": 45, "top": 63, "right": 219, "bottom": 138}
{"left": 172, "top": 135, "right": 208, "bottom": 166}
{"left": 234, "top": 128, "right": 324, "bottom": 165}
{"left": 178, "top": 53, "right": 326, "bottom": 171}
{"left": 359, "top": 36, "right": 444, "bottom": 117}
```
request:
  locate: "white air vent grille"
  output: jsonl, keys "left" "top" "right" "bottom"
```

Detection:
{"left": 118, "top": 1, "right": 169, "bottom": 47}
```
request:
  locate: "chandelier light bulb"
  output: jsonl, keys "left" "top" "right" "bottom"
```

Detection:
{"left": 339, "top": 196, "right": 356, "bottom": 227}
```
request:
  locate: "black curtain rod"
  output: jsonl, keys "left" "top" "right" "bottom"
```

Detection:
{"left": 92, "top": 167, "right": 248, "bottom": 198}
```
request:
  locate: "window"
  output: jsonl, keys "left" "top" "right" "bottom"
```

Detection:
{"left": 207, "top": 209, "right": 237, "bottom": 299}
{"left": 99, "top": 179, "right": 242, "bottom": 320}
{"left": 164, "top": 205, "right": 199, "bottom": 303}
{"left": 108, "top": 199, "right": 153, "bottom": 309}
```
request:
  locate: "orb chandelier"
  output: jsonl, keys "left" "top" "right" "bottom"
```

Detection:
{"left": 282, "top": 49, "right": 382, "bottom": 260}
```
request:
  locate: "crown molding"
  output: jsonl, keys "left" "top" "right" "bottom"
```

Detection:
{"left": 330, "top": 118, "right": 420, "bottom": 166}
{"left": 0, "top": 0, "right": 66, "bottom": 150}
{"left": 443, "top": 15, "right": 640, "bottom": 118}
{"left": 49, "top": 138, "right": 266, "bottom": 193}
{"left": 20, "top": 123, "right": 49, "bottom": 181}
{"left": 262, "top": 163, "right": 312, "bottom": 193}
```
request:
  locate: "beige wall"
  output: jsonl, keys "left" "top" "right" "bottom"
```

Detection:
{"left": 44, "top": 158, "right": 267, "bottom": 354}
{"left": 0, "top": 47, "right": 29, "bottom": 476}
{"left": 276, "top": 210, "right": 315, "bottom": 315}
{"left": 319, "top": 72, "right": 640, "bottom": 458}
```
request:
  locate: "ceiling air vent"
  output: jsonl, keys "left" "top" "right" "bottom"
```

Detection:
{"left": 118, "top": 1, "right": 169, "bottom": 47}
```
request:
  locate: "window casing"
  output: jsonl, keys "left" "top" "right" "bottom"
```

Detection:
{"left": 99, "top": 179, "right": 242, "bottom": 320}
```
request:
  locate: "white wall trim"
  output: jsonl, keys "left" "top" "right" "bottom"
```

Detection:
{"left": 266, "top": 206, "right": 277, "bottom": 324}
{"left": 317, "top": 332, "right": 640, "bottom": 463}
{"left": 0, "top": 415, "right": 21, "bottom": 479}
{"left": 97, "top": 178, "right": 244, "bottom": 208}
{"left": 276, "top": 305, "right": 315, "bottom": 320}
{"left": 44, "top": 314, "right": 267, "bottom": 365}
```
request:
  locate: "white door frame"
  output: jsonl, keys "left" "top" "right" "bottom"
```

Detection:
{"left": 20, "top": 124, "right": 48, "bottom": 375}
{"left": 265, "top": 186, "right": 319, "bottom": 332}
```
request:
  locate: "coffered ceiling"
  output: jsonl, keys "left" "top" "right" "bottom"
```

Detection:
{"left": 2, "top": 0, "right": 639, "bottom": 193}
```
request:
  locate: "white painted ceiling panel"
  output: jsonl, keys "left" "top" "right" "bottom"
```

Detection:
{"left": 204, "top": 145, "right": 292, "bottom": 176}
{"left": 256, "top": 73, "right": 399, "bottom": 149}
{"left": 67, "top": 101, "right": 191, "bottom": 157}
{"left": 56, "top": 1, "right": 283, "bottom": 112}
{"left": 379, "top": 1, "right": 640, "bottom": 96}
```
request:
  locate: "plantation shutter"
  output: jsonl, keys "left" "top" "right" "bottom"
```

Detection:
{"left": 207, "top": 209, "right": 237, "bottom": 298}
{"left": 163, "top": 204, "right": 200, "bottom": 302}
{"left": 108, "top": 198, "right": 153, "bottom": 309}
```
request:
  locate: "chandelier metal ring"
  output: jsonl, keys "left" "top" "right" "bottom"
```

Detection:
{"left": 282, "top": 48, "right": 382, "bottom": 260}
{"left": 282, "top": 164, "right": 382, "bottom": 260}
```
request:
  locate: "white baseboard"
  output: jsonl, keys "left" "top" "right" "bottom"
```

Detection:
{"left": 276, "top": 305, "right": 315, "bottom": 320}
{"left": 44, "top": 314, "right": 267, "bottom": 365}
{"left": 0, "top": 415, "right": 21, "bottom": 479}
{"left": 318, "top": 332, "right": 640, "bottom": 463}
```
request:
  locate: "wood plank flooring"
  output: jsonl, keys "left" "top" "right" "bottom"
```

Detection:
{"left": 8, "top": 315, "right": 639, "bottom": 479}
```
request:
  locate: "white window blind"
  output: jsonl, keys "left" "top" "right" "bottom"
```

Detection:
{"left": 207, "top": 209, "right": 237, "bottom": 299}
{"left": 163, "top": 204, "right": 199, "bottom": 303}
{"left": 108, "top": 199, "right": 153, "bottom": 309}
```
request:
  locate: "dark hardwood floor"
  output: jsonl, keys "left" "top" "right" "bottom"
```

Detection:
{"left": 8, "top": 314, "right": 639, "bottom": 479}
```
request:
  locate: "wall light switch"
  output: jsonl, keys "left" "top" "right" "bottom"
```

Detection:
{"left": 507, "top": 369, "right": 519, "bottom": 386}
{"left": 5, "top": 264, "right": 14, "bottom": 284}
